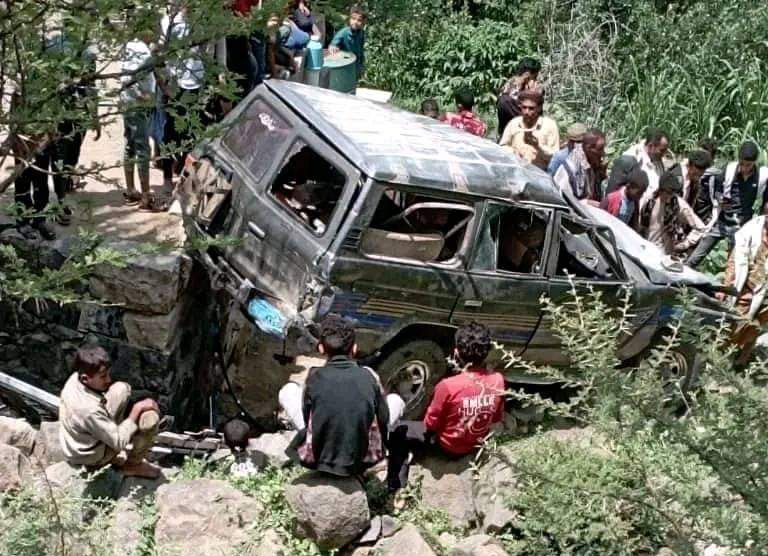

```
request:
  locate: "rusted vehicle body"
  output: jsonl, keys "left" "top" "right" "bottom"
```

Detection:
{"left": 180, "top": 81, "right": 737, "bottom": 415}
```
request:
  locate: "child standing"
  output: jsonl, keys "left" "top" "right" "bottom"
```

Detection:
{"left": 120, "top": 29, "right": 156, "bottom": 210}
{"left": 442, "top": 89, "right": 487, "bottom": 138}
{"left": 329, "top": 5, "right": 366, "bottom": 79}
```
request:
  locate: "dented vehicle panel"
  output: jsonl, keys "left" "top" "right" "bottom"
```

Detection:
{"left": 180, "top": 81, "right": 740, "bottom": 413}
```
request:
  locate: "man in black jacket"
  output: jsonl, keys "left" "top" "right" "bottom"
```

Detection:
{"left": 283, "top": 316, "right": 397, "bottom": 477}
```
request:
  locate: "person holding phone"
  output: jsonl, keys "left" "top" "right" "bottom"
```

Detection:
{"left": 499, "top": 90, "right": 559, "bottom": 170}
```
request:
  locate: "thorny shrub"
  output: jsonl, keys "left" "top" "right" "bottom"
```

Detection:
{"left": 492, "top": 279, "right": 768, "bottom": 554}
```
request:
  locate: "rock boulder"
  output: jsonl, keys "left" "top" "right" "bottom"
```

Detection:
{"left": 285, "top": 472, "right": 370, "bottom": 549}
{"left": 32, "top": 421, "right": 66, "bottom": 466}
{"left": 89, "top": 247, "right": 191, "bottom": 315}
{"left": 473, "top": 450, "right": 519, "bottom": 534}
{"left": 450, "top": 534, "right": 508, "bottom": 556}
{"left": 374, "top": 523, "right": 436, "bottom": 556}
{"left": 247, "top": 431, "right": 295, "bottom": 468}
{"left": 250, "top": 529, "right": 287, "bottom": 556}
{"left": 0, "top": 416, "right": 37, "bottom": 455}
{"left": 0, "top": 444, "right": 31, "bottom": 492}
{"left": 122, "top": 307, "right": 181, "bottom": 353}
{"left": 411, "top": 455, "right": 476, "bottom": 529}
{"left": 42, "top": 461, "right": 123, "bottom": 500}
{"left": 154, "top": 479, "right": 261, "bottom": 556}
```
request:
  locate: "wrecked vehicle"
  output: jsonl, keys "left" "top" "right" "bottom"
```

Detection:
{"left": 179, "top": 81, "right": 738, "bottom": 416}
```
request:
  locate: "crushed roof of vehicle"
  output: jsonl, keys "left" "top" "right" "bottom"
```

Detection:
{"left": 265, "top": 81, "right": 567, "bottom": 208}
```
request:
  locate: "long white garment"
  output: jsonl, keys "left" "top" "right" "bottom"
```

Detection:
{"left": 731, "top": 215, "right": 768, "bottom": 320}
{"left": 278, "top": 376, "right": 406, "bottom": 430}
{"left": 120, "top": 40, "right": 156, "bottom": 104}
{"left": 624, "top": 141, "right": 664, "bottom": 203}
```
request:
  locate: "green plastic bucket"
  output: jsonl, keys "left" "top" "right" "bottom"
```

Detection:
{"left": 323, "top": 51, "right": 357, "bottom": 94}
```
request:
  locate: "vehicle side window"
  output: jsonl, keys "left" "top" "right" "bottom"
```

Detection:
{"left": 269, "top": 141, "right": 346, "bottom": 236}
{"left": 222, "top": 99, "right": 292, "bottom": 182}
{"left": 360, "top": 189, "right": 474, "bottom": 263}
{"left": 555, "top": 218, "right": 618, "bottom": 280}
{"left": 474, "top": 204, "right": 549, "bottom": 275}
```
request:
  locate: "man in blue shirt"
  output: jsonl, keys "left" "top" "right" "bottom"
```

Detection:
{"left": 330, "top": 5, "right": 366, "bottom": 79}
{"left": 548, "top": 123, "right": 586, "bottom": 176}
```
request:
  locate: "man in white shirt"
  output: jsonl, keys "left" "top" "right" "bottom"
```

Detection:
{"left": 120, "top": 29, "right": 156, "bottom": 209}
{"left": 623, "top": 127, "right": 670, "bottom": 197}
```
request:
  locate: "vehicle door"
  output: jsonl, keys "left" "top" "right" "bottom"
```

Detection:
{"left": 451, "top": 201, "right": 555, "bottom": 358}
{"left": 217, "top": 94, "right": 362, "bottom": 309}
{"left": 326, "top": 184, "right": 477, "bottom": 356}
{"left": 524, "top": 211, "right": 645, "bottom": 365}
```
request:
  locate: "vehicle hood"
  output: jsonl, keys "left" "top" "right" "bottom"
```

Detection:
{"left": 585, "top": 205, "right": 718, "bottom": 287}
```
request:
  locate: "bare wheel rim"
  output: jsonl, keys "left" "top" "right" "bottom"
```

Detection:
{"left": 388, "top": 360, "right": 431, "bottom": 409}
{"left": 668, "top": 351, "right": 689, "bottom": 384}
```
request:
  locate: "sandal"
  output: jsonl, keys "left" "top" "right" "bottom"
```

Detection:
{"left": 138, "top": 196, "right": 170, "bottom": 213}
{"left": 123, "top": 190, "right": 142, "bottom": 205}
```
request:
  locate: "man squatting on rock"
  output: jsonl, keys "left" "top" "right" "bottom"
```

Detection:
{"left": 279, "top": 315, "right": 406, "bottom": 477}
{"left": 59, "top": 345, "right": 162, "bottom": 479}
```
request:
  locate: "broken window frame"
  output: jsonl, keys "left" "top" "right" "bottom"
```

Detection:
{"left": 221, "top": 98, "right": 294, "bottom": 184}
{"left": 471, "top": 201, "right": 554, "bottom": 277}
{"left": 267, "top": 139, "right": 350, "bottom": 238}
{"left": 359, "top": 187, "right": 477, "bottom": 267}
{"left": 549, "top": 213, "right": 627, "bottom": 281}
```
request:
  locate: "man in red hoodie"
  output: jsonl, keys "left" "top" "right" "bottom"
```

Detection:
{"left": 386, "top": 322, "right": 505, "bottom": 491}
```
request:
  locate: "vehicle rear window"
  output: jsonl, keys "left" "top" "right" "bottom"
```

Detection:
{"left": 360, "top": 188, "right": 474, "bottom": 264}
{"left": 223, "top": 99, "right": 292, "bottom": 182}
{"left": 269, "top": 141, "right": 346, "bottom": 236}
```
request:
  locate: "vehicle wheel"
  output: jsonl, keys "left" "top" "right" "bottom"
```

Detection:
{"left": 660, "top": 344, "right": 701, "bottom": 401}
{"left": 376, "top": 340, "right": 448, "bottom": 419}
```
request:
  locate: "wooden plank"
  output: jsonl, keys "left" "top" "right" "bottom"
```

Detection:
{"left": 0, "top": 372, "right": 60, "bottom": 412}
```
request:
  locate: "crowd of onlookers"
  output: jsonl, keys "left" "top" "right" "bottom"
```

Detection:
{"left": 6, "top": 1, "right": 367, "bottom": 239}
{"left": 427, "top": 57, "right": 768, "bottom": 276}
{"left": 17, "top": 6, "right": 768, "bottom": 497}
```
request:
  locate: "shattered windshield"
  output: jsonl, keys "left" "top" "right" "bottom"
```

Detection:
{"left": 223, "top": 99, "right": 293, "bottom": 182}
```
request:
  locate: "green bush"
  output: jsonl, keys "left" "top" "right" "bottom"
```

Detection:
{"left": 494, "top": 282, "right": 768, "bottom": 553}
{"left": 365, "top": 13, "right": 535, "bottom": 113}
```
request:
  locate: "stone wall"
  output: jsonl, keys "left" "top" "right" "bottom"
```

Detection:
{"left": 0, "top": 230, "right": 213, "bottom": 428}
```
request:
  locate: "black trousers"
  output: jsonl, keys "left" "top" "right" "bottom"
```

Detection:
{"left": 162, "top": 88, "right": 203, "bottom": 181}
{"left": 51, "top": 121, "right": 84, "bottom": 199}
{"left": 496, "top": 94, "right": 520, "bottom": 140}
{"left": 386, "top": 421, "right": 457, "bottom": 490}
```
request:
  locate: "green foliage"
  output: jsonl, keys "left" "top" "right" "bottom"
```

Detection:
{"left": 500, "top": 436, "right": 667, "bottom": 554}
{"left": 492, "top": 282, "right": 768, "bottom": 553}
{"left": 365, "top": 11, "right": 534, "bottom": 113}
{"left": 368, "top": 0, "right": 768, "bottom": 157}
{"left": 232, "top": 466, "right": 337, "bottom": 556}
{"left": 0, "top": 487, "right": 117, "bottom": 556}
{"left": 537, "top": 0, "right": 768, "bottom": 156}
{"left": 136, "top": 499, "right": 159, "bottom": 556}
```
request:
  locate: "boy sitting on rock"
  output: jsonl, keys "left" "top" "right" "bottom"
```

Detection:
{"left": 386, "top": 322, "right": 506, "bottom": 491}
{"left": 59, "top": 346, "right": 161, "bottom": 479}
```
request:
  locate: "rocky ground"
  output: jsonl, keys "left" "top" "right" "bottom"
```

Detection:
{"left": 0, "top": 411, "right": 563, "bottom": 556}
